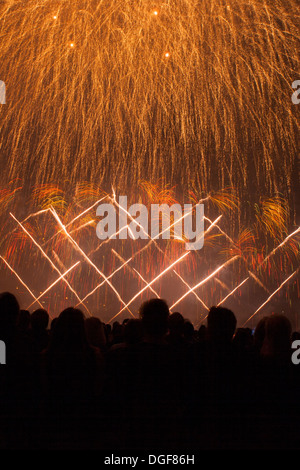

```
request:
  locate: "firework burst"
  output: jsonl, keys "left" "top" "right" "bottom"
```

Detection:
{"left": 0, "top": 0, "right": 299, "bottom": 208}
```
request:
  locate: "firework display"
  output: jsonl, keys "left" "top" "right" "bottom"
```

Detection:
{"left": 0, "top": 0, "right": 299, "bottom": 325}
{"left": 0, "top": 182, "right": 298, "bottom": 326}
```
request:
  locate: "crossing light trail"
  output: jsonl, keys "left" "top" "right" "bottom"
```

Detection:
{"left": 110, "top": 251, "right": 190, "bottom": 322}
{"left": 170, "top": 255, "right": 240, "bottom": 310}
{"left": 111, "top": 194, "right": 220, "bottom": 310}
{"left": 75, "top": 255, "right": 135, "bottom": 308}
{"left": 27, "top": 261, "right": 80, "bottom": 310}
{"left": 3, "top": 188, "right": 298, "bottom": 323}
{"left": 218, "top": 226, "right": 300, "bottom": 306}
{"left": 263, "top": 227, "right": 300, "bottom": 263}
{"left": 49, "top": 206, "right": 135, "bottom": 318}
{"left": 204, "top": 215, "right": 270, "bottom": 294}
{"left": 88, "top": 221, "right": 137, "bottom": 257}
{"left": 10, "top": 212, "right": 91, "bottom": 315}
{"left": 43, "top": 195, "right": 108, "bottom": 247}
{"left": 112, "top": 249, "right": 160, "bottom": 299}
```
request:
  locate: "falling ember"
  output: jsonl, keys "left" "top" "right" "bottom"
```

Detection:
{"left": 0, "top": 0, "right": 298, "bottom": 199}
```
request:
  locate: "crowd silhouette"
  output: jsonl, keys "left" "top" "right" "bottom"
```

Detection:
{"left": 0, "top": 291, "right": 300, "bottom": 449}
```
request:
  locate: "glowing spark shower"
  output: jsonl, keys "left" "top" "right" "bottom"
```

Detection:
{"left": 0, "top": 0, "right": 298, "bottom": 201}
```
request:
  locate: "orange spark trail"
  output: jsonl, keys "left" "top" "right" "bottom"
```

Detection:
{"left": 204, "top": 215, "right": 270, "bottom": 293}
{"left": 44, "top": 195, "right": 108, "bottom": 246}
{"left": 263, "top": 227, "right": 300, "bottom": 262}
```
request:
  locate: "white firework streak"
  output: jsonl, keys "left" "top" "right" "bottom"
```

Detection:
{"left": 10, "top": 213, "right": 91, "bottom": 315}
{"left": 88, "top": 222, "right": 136, "bottom": 256}
{"left": 110, "top": 251, "right": 190, "bottom": 322}
{"left": 0, "top": 255, "right": 44, "bottom": 309}
{"left": 49, "top": 206, "right": 135, "bottom": 318}
{"left": 112, "top": 249, "right": 160, "bottom": 298}
{"left": 217, "top": 226, "right": 300, "bottom": 306}
{"left": 75, "top": 225, "right": 155, "bottom": 306}
{"left": 111, "top": 195, "right": 218, "bottom": 311}
{"left": 75, "top": 255, "right": 135, "bottom": 308}
{"left": 27, "top": 261, "right": 81, "bottom": 310}
{"left": 170, "top": 255, "right": 240, "bottom": 310}
{"left": 204, "top": 215, "right": 270, "bottom": 294}
{"left": 1, "top": 208, "right": 52, "bottom": 247}
{"left": 217, "top": 278, "right": 249, "bottom": 306}
{"left": 44, "top": 195, "right": 108, "bottom": 246}
{"left": 264, "top": 227, "right": 300, "bottom": 262}
{"left": 243, "top": 268, "right": 299, "bottom": 326}
{"left": 248, "top": 271, "right": 270, "bottom": 294}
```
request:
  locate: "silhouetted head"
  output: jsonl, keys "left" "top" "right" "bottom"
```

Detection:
{"left": 183, "top": 320, "right": 195, "bottom": 342}
{"left": 233, "top": 327, "right": 253, "bottom": 352}
{"left": 112, "top": 321, "right": 124, "bottom": 344}
{"left": 168, "top": 312, "right": 185, "bottom": 337}
{"left": 292, "top": 331, "right": 300, "bottom": 342}
{"left": 0, "top": 292, "right": 19, "bottom": 339}
{"left": 104, "top": 323, "right": 112, "bottom": 340}
{"left": 124, "top": 319, "right": 143, "bottom": 345}
{"left": 50, "top": 317, "right": 58, "bottom": 332}
{"left": 261, "top": 314, "right": 292, "bottom": 359}
{"left": 31, "top": 308, "right": 49, "bottom": 331}
{"left": 17, "top": 309, "right": 31, "bottom": 332}
{"left": 198, "top": 324, "right": 207, "bottom": 341}
{"left": 85, "top": 316, "right": 106, "bottom": 349}
{"left": 253, "top": 316, "right": 268, "bottom": 352}
{"left": 207, "top": 306, "right": 237, "bottom": 343}
{"left": 139, "top": 298, "right": 169, "bottom": 340}
{"left": 48, "top": 307, "right": 88, "bottom": 353}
